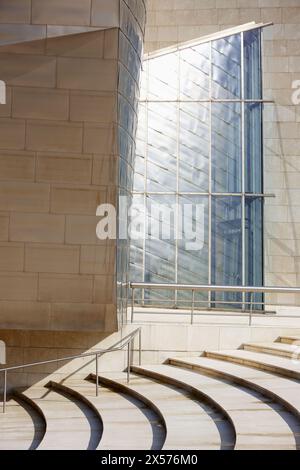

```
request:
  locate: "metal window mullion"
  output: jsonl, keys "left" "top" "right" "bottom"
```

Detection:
{"left": 175, "top": 52, "right": 181, "bottom": 307}
{"left": 208, "top": 40, "right": 212, "bottom": 308}
{"left": 142, "top": 60, "right": 149, "bottom": 306}
{"left": 241, "top": 32, "right": 246, "bottom": 310}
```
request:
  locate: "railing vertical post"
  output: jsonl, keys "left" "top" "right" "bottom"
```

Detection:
{"left": 127, "top": 342, "right": 131, "bottom": 383}
{"left": 131, "top": 287, "right": 135, "bottom": 323}
{"left": 138, "top": 328, "right": 142, "bottom": 366}
{"left": 3, "top": 370, "right": 7, "bottom": 414}
{"left": 191, "top": 290, "right": 195, "bottom": 325}
{"left": 95, "top": 354, "right": 99, "bottom": 397}
{"left": 249, "top": 292, "right": 253, "bottom": 327}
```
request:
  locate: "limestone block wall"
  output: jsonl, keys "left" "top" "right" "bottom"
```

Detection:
{"left": 145, "top": 0, "right": 300, "bottom": 308}
{"left": 0, "top": 0, "right": 147, "bottom": 333}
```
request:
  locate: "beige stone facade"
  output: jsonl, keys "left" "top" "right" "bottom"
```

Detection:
{"left": 0, "top": 0, "right": 147, "bottom": 334}
{"left": 145, "top": 0, "right": 300, "bottom": 307}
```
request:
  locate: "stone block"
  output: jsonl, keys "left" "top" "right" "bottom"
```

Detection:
{"left": 0, "top": 0, "right": 31, "bottom": 24}
{"left": 26, "top": 120, "right": 83, "bottom": 153}
{"left": 25, "top": 244, "right": 80, "bottom": 274}
{"left": 0, "top": 53, "right": 56, "bottom": 88}
{"left": 38, "top": 274, "right": 94, "bottom": 303}
{"left": 0, "top": 243, "right": 24, "bottom": 271}
{"left": 70, "top": 92, "right": 116, "bottom": 123}
{"left": 32, "top": 0, "right": 92, "bottom": 27}
{"left": 0, "top": 151, "right": 35, "bottom": 181}
{"left": 13, "top": 87, "right": 69, "bottom": 121}
{"left": 0, "top": 118, "right": 25, "bottom": 149}
{"left": 57, "top": 57, "right": 118, "bottom": 91}
{"left": 10, "top": 213, "right": 65, "bottom": 243}
{"left": 0, "top": 272, "right": 38, "bottom": 301}
{"left": 80, "top": 244, "right": 116, "bottom": 274}
{"left": 0, "top": 182, "right": 49, "bottom": 212}
{"left": 51, "top": 186, "right": 107, "bottom": 215}
{"left": 37, "top": 154, "right": 92, "bottom": 184}
{"left": 46, "top": 30, "right": 104, "bottom": 58}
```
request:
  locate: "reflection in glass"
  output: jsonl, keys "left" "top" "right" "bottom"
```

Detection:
{"left": 148, "top": 53, "right": 179, "bottom": 101}
{"left": 144, "top": 195, "right": 176, "bottom": 305}
{"left": 147, "top": 102, "right": 178, "bottom": 192}
{"left": 245, "top": 103, "right": 263, "bottom": 194}
{"left": 180, "top": 43, "right": 210, "bottom": 100}
{"left": 212, "top": 197, "right": 243, "bottom": 307}
{"left": 177, "top": 195, "right": 209, "bottom": 308}
{"left": 212, "top": 102, "right": 242, "bottom": 193}
{"left": 245, "top": 197, "right": 264, "bottom": 310}
{"left": 179, "top": 103, "right": 210, "bottom": 193}
{"left": 244, "top": 29, "right": 262, "bottom": 100}
{"left": 212, "top": 34, "right": 241, "bottom": 99}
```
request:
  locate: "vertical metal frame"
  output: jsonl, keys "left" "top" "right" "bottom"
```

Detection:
{"left": 241, "top": 31, "right": 246, "bottom": 310}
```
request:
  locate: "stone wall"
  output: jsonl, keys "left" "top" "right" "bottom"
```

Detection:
{"left": 145, "top": 0, "right": 300, "bottom": 308}
{"left": 0, "top": 0, "right": 147, "bottom": 332}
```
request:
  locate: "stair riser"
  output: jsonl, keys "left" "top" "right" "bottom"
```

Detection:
{"left": 279, "top": 337, "right": 300, "bottom": 346}
{"left": 243, "top": 345, "right": 299, "bottom": 360}
{"left": 205, "top": 352, "right": 300, "bottom": 381}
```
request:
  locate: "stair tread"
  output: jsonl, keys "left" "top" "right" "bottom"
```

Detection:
{"left": 21, "top": 387, "right": 96, "bottom": 450}
{"left": 133, "top": 364, "right": 296, "bottom": 450}
{"left": 206, "top": 349, "right": 300, "bottom": 377}
{"left": 0, "top": 398, "right": 44, "bottom": 450}
{"left": 98, "top": 371, "right": 221, "bottom": 450}
{"left": 63, "top": 378, "right": 155, "bottom": 450}
{"left": 169, "top": 356, "right": 300, "bottom": 418}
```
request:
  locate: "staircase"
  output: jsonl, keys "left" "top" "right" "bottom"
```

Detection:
{"left": 1, "top": 336, "right": 300, "bottom": 450}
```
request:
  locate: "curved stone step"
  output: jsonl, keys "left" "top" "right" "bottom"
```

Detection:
{"left": 62, "top": 377, "right": 161, "bottom": 450}
{"left": 243, "top": 342, "right": 300, "bottom": 360}
{"left": 279, "top": 336, "right": 300, "bottom": 345}
{"left": 19, "top": 385, "right": 101, "bottom": 450}
{"left": 131, "top": 364, "right": 296, "bottom": 450}
{"left": 168, "top": 356, "right": 300, "bottom": 448}
{"left": 205, "top": 349, "right": 300, "bottom": 380}
{"left": 90, "top": 371, "right": 227, "bottom": 450}
{"left": 0, "top": 396, "right": 45, "bottom": 450}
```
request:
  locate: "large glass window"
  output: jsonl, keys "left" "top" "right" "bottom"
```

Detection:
{"left": 131, "top": 27, "right": 264, "bottom": 310}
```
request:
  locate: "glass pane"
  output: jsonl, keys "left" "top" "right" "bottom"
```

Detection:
{"left": 244, "top": 29, "right": 262, "bottom": 100}
{"left": 245, "top": 197, "right": 264, "bottom": 310}
{"left": 134, "top": 103, "right": 146, "bottom": 192}
{"left": 212, "top": 102, "right": 242, "bottom": 193}
{"left": 180, "top": 43, "right": 210, "bottom": 100}
{"left": 212, "top": 34, "right": 241, "bottom": 99}
{"left": 212, "top": 196, "right": 243, "bottom": 308}
{"left": 147, "top": 102, "right": 178, "bottom": 192}
{"left": 177, "top": 195, "right": 209, "bottom": 308}
{"left": 179, "top": 103, "right": 210, "bottom": 192}
{"left": 144, "top": 195, "right": 176, "bottom": 305}
{"left": 245, "top": 103, "right": 263, "bottom": 194}
{"left": 148, "top": 53, "right": 179, "bottom": 101}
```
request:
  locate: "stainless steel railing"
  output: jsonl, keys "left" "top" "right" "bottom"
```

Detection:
{"left": 0, "top": 327, "right": 142, "bottom": 414}
{"left": 130, "top": 283, "right": 300, "bottom": 326}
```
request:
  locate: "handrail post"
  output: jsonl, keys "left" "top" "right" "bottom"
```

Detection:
{"left": 249, "top": 292, "right": 253, "bottom": 327}
{"left": 3, "top": 370, "right": 7, "bottom": 414}
{"left": 131, "top": 287, "right": 135, "bottom": 323}
{"left": 191, "top": 290, "right": 195, "bottom": 325}
{"left": 127, "top": 342, "right": 131, "bottom": 383}
{"left": 95, "top": 354, "right": 99, "bottom": 397}
{"left": 138, "top": 328, "right": 142, "bottom": 366}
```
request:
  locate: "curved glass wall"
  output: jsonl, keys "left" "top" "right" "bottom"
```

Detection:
{"left": 131, "top": 27, "right": 264, "bottom": 310}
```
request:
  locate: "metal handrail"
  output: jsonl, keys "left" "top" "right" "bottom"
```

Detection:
{"left": 130, "top": 283, "right": 300, "bottom": 325}
{"left": 0, "top": 327, "right": 142, "bottom": 414}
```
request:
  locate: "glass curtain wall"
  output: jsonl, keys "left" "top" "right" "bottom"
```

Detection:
{"left": 131, "top": 27, "right": 264, "bottom": 310}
